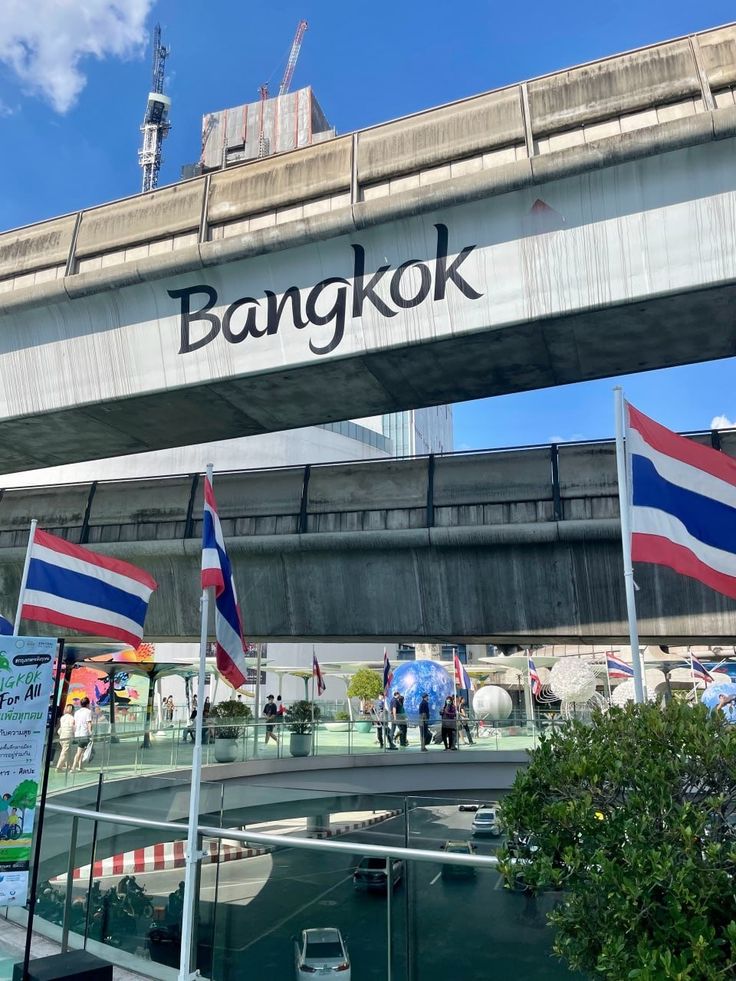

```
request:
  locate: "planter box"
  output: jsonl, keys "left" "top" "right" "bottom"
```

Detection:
{"left": 290, "top": 733, "right": 312, "bottom": 757}
{"left": 214, "top": 737, "right": 239, "bottom": 763}
{"left": 323, "top": 722, "right": 350, "bottom": 732}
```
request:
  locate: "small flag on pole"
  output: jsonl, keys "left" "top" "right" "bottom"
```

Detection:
{"left": 626, "top": 402, "right": 736, "bottom": 600}
{"left": 201, "top": 475, "right": 248, "bottom": 689}
{"left": 528, "top": 657, "right": 542, "bottom": 697}
{"left": 454, "top": 652, "right": 474, "bottom": 692}
{"left": 312, "top": 653, "right": 326, "bottom": 695}
{"left": 690, "top": 653, "right": 713, "bottom": 686}
{"left": 606, "top": 652, "right": 635, "bottom": 680}
{"left": 20, "top": 529, "right": 157, "bottom": 647}
{"left": 383, "top": 648, "right": 393, "bottom": 695}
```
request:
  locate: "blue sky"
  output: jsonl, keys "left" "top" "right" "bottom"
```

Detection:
{"left": 1, "top": 0, "right": 735, "bottom": 452}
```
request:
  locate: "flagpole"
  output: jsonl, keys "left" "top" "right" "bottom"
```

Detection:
{"left": 14, "top": 519, "right": 37, "bottom": 634}
{"left": 688, "top": 649, "right": 699, "bottom": 701}
{"left": 614, "top": 387, "right": 646, "bottom": 705}
{"left": 179, "top": 463, "right": 213, "bottom": 981}
{"left": 524, "top": 649, "right": 534, "bottom": 725}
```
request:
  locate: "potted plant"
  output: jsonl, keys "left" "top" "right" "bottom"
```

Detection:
{"left": 210, "top": 700, "right": 251, "bottom": 763}
{"left": 324, "top": 710, "right": 350, "bottom": 733}
{"left": 347, "top": 667, "right": 383, "bottom": 732}
{"left": 285, "top": 700, "right": 320, "bottom": 757}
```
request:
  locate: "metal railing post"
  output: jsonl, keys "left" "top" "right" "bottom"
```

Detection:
{"left": 60, "top": 816, "right": 79, "bottom": 952}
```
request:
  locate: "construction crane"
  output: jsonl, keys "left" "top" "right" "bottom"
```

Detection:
{"left": 279, "top": 20, "right": 308, "bottom": 96}
{"left": 257, "top": 19, "right": 308, "bottom": 158}
{"left": 138, "top": 24, "right": 171, "bottom": 193}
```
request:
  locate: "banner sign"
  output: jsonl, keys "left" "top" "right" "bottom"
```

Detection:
{"left": 0, "top": 637, "right": 56, "bottom": 907}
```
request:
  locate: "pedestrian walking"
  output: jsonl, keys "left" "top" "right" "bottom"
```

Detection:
{"left": 457, "top": 696, "right": 474, "bottom": 745}
{"left": 373, "top": 695, "right": 397, "bottom": 750}
{"left": 56, "top": 705, "right": 76, "bottom": 771}
{"left": 392, "top": 691, "right": 409, "bottom": 747}
{"left": 183, "top": 695, "right": 197, "bottom": 742}
{"left": 69, "top": 697, "right": 93, "bottom": 772}
{"left": 440, "top": 696, "right": 457, "bottom": 750}
{"left": 418, "top": 692, "right": 431, "bottom": 751}
{"left": 263, "top": 694, "right": 279, "bottom": 745}
{"left": 164, "top": 695, "right": 174, "bottom": 724}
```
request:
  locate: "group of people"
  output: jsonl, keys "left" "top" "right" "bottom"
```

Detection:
{"left": 56, "top": 696, "right": 93, "bottom": 772}
{"left": 367, "top": 691, "right": 474, "bottom": 752}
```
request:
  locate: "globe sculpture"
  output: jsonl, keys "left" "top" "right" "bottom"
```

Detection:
{"left": 610, "top": 669, "right": 666, "bottom": 707}
{"left": 702, "top": 682, "right": 736, "bottom": 723}
{"left": 548, "top": 658, "right": 603, "bottom": 720}
{"left": 389, "top": 660, "right": 454, "bottom": 724}
{"left": 473, "top": 685, "right": 513, "bottom": 721}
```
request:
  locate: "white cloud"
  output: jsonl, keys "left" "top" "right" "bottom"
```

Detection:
{"left": 0, "top": 1, "right": 155, "bottom": 113}
{"left": 711, "top": 415, "right": 736, "bottom": 430}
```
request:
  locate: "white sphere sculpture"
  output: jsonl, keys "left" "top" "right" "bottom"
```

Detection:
{"left": 472, "top": 685, "right": 513, "bottom": 720}
{"left": 549, "top": 658, "right": 597, "bottom": 703}
{"left": 611, "top": 669, "right": 664, "bottom": 706}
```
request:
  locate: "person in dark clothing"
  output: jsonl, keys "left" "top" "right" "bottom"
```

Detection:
{"left": 392, "top": 691, "right": 409, "bottom": 747}
{"left": 418, "top": 692, "right": 431, "bottom": 751}
{"left": 374, "top": 694, "right": 397, "bottom": 750}
{"left": 263, "top": 694, "right": 279, "bottom": 745}
{"left": 440, "top": 696, "right": 457, "bottom": 750}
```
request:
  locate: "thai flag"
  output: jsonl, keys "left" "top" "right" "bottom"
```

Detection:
{"left": 313, "top": 653, "right": 326, "bottom": 695}
{"left": 0, "top": 614, "right": 12, "bottom": 636}
{"left": 454, "top": 652, "right": 474, "bottom": 691}
{"left": 201, "top": 475, "right": 248, "bottom": 689}
{"left": 383, "top": 648, "right": 393, "bottom": 695}
{"left": 690, "top": 653, "right": 713, "bottom": 685}
{"left": 626, "top": 402, "right": 736, "bottom": 599}
{"left": 607, "top": 653, "right": 634, "bottom": 680}
{"left": 20, "top": 529, "right": 157, "bottom": 648}
{"left": 528, "top": 658, "right": 542, "bottom": 697}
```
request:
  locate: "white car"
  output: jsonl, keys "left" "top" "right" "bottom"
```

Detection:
{"left": 472, "top": 805, "right": 502, "bottom": 836}
{"left": 294, "top": 927, "right": 351, "bottom": 978}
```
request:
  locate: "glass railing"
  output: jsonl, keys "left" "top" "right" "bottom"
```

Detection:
{"left": 3, "top": 793, "right": 583, "bottom": 981}
{"left": 45, "top": 718, "right": 541, "bottom": 794}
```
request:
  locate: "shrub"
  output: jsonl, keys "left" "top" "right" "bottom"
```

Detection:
{"left": 285, "top": 700, "right": 321, "bottom": 735}
{"left": 210, "top": 700, "right": 252, "bottom": 739}
{"left": 498, "top": 700, "right": 736, "bottom": 979}
{"left": 347, "top": 667, "right": 383, "bottom": 702}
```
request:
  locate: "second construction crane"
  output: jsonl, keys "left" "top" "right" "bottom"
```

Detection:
{"left": 138, "top": 24, "right": 171, "bottom": 193}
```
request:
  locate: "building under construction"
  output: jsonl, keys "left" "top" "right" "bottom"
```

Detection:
{"left": 196, "top": 86, "right": 335, "bottom": 173}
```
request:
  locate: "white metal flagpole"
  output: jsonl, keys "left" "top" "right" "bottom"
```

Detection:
{"left": 14, "top": 519, "right": 37, "bottom": 634}
{"left": 614, "top": 387, "right": 647, "bottom": 704}
{"left": 179, "top": 464, "right": 213, "bottom": 981}
{"left": 688, "top": 649, "right": 699, "bottom": 701}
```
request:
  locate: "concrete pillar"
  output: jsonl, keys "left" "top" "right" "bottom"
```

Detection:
{"left": 307, "top": 814, "right": 330, "bottom": 837}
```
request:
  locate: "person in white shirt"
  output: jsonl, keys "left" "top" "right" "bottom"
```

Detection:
{"left": 70, "top": 697, "right": 93, "bottom": 772}
{"left": 55, "top": 705, "right": 76, "bottom": 772}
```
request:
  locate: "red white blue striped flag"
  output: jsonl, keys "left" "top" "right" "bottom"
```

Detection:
{"left": 690, "top": 653, "right": 713, "bottom": 685}
{"left": 201, "top": 475, "right": 248, "bottom": 689}
{"left": 313, "top": 653, "right": 326, "bottom": 695}
{"left": 454, "top": 652, "right": 474, "bottom": 691}
{"left": 21, "top": 529, "right": 157, "bottom": 648}
{"left": 606, "top": 652, "right": 634, "bottom": 680}
{"left": 383, "top": 648, "right": 393, "bottom": 695}
{"left": 626, "top": 403, "right": 736, "bottom": 599}
{"left": 528, "top": 658, "right": 542, "bottom": 697}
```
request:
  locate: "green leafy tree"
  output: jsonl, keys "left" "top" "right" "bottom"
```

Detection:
{"left": 10, "top": 780, "right": 38, "bottom": 812}
{"left": 347, "top": 667, "right": 383, "bottom": 702}
{"left": 499, "top": 701, "right": 736, "bottom": 980}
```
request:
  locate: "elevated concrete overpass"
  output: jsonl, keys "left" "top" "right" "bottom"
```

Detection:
{"left": 1, "top": 433, "right": 736, "bottom": 644}
{"left": 40, "top": 751, "right": 526, "bottom": 879}
{"left": 2, "top": 26, "right": 736, "bottom": 470}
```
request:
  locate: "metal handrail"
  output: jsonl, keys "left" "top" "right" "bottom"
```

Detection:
{"left": 46, "top": 801, "right": 499, "bottom": 870}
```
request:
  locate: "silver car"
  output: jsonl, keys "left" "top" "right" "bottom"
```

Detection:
{"left": 294, "top": 927, "right": 351, "bottom": 979}
{"left": 472, "top": 805, "right": 502, "bottom": 836}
